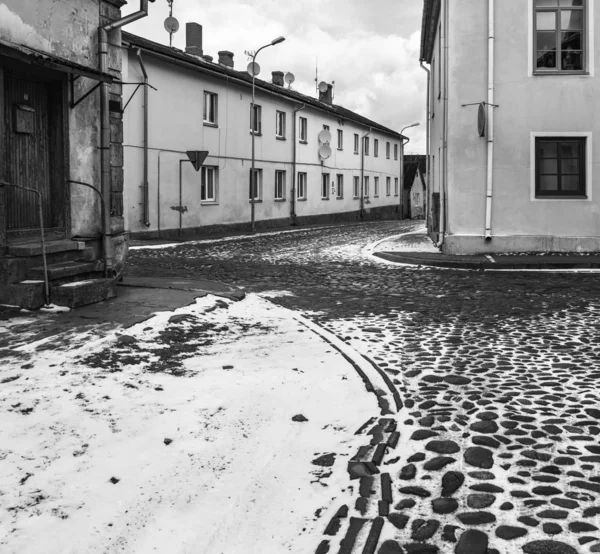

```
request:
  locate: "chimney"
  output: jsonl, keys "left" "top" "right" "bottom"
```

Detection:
{"left": 319, "top": 83, "right": 333, "bottom": 105}
{"left": 202, "top": 55, "right": 213, "bottom": 63}
{"left": 272, "top": 71, "right": 284, "bottom": 86}
{"left": 185, "top": 23, "right": 203, "bottom": 56}
{"left": 218, "top": 51, "right": 234, "bottom": 68}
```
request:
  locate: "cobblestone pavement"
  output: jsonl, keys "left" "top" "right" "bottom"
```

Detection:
{"left": 127, "top": 221, "right": 600, "bottom": 554}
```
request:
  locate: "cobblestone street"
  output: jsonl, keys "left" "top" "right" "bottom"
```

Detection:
{"left": 128, "top": 221, "right": 600, "bottom": 554}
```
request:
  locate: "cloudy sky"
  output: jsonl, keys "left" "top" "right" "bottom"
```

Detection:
{"left": 122, "top": 0, "right": 427, "bottom": 153}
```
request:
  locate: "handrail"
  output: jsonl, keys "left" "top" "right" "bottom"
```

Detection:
{"left": 0, "top": 180, "right": 50, "bottom": 306}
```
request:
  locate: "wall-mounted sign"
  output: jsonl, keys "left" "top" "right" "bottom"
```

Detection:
{"left": 478, "top": 102, "right": 486, "bottom": 137}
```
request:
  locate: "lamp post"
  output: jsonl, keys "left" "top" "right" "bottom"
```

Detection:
{"left": 249, "top": 36, "right": 285, "bottom": 233}
{"left": 399, "top": 122, "right": 420, "bottom": 219}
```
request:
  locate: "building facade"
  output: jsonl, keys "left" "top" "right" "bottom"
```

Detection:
{"left": 0, "top": 0, "right": 139, "bottom": 308}
{"left": 421, "top": 0, "right": 600, "bottom": 254}
{"left": 403, "top": 154, "right": 427, "bottom": 219}
{"left": 121, "top": 26, "right": 405, "bottom": 239}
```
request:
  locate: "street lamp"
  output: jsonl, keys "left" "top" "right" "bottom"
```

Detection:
{"left": 399, "top": 122, "right": 420, "bottom": 219}
{"left": 249, "top": 36, "right": 286, "bottom": 233}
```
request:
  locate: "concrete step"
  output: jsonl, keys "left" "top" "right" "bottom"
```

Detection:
{"left": 28, "top": 260, "right": 103, "bottom": 281}
{"left": 8, "top": 240, "right": 85, "bottom": 257}
{"left": 51, "top": 278, "right": 117, "bottom": 308}
{"left": 0, "top": 280, "right": 46, "bottom": 310}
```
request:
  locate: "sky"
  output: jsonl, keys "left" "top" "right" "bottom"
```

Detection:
{"left": 122, "top": 0, "right": 427, "bottom": 154}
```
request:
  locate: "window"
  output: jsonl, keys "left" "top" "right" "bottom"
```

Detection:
{"left": 364, "top": 176, "right": 370, "bottom": 197}
{"left": 353, "top": 176, "right": 360, "bottom": 198}
{"left": 249, "top": 168, "right": 262, "bottom": 200}
{"left": 534, "top": 0, "right": 585, "bottom": 73}
{"left": 337, "top": 129, "right": 343, "bottom": 150}
{"left": 394, "top": 177, "right": 399, "bottom": 196}
{"left": 297, "top": 172, "right": 307, "bottom": 199}
{"left": 251, "top": 104, "right": 262, "bottom": 134}
{"left": 394, "top": 144, "right": 399, "bottom": 160}
{"left": 276, "top": 111, "right": 286, "bottom": 139}
{"left": 275, "top": 170, "right": 286, "bottom": 200}
{"left": 354, "top": 133, "right": 359, "bottom": 154}
{"left": 374, "top": 176, "right": 379, "bottom": 197}
{"left": 414, "top": 192, "right": 421, "bottom": 204}
{"left": 336, "top": 174, "right": 344, "bottom": 198}
{"left": 386, "top": 142, "right": 390, "bottom": 159}
{"left": 299, "top": 117, "right": 308, "bottom": 142}
{"left": 535, "top": 137, "right": 586, "bottom": 197}
{"left": 364, "top": 136, "right": 370, "bottom": 156}
{"left": 204, "top": 92, "right": 217, "bottom": 125}
{"left": 386, "top": 176, "right": 391, "bottom": 196}
{"left": 201, "top": 166, "right": 217, "bottom": 201}
{"left": 321, "top": 173, "right": 330, "bottom": 199}
{"left": 374, "top": 139, "right": 379, "bottom": 158}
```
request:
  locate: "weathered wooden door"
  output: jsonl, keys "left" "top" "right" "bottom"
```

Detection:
{"left": 4, "top": 72, "right": 64, "bottom": 234}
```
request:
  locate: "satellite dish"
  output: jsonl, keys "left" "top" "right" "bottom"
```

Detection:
{"left": 164, "top": 16, "right": 180, "bottom": 34}
{"left": 284, "top": 72, "right": 295, "bottom": 85}
{"left": 318, "top": 81, "right": 328, "bottom": 93}
{"left": 247, "top": 61, "right": 260, "bottom": 77}
{"left": 319, "top": 144, "right": 332, "bottom": 160}
{"left": 318, "top": 129, "right": 331, "bottom": 144}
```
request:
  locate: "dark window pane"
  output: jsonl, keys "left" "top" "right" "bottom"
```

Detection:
{"left": 561, "top": 10, "right": 583, "bottom": 30}
{"left": 560, "top": 142, "right": 580, "bottom": 157}
{"left": 540, "top": 159, "right": 558, "bottom": 173}
{"left": 561, "top": 31, "right": 582, "bottom": 49}
{"left": 540, "top": 175, "right": 559, "bottom": 191}
{"left": 539, "top": 142, "right": 558, "bottom": 157}
{"left": 536, "top": 0, "right": 558, "bottom": 5}
{"left": 561, "top": 50, "right": 583, "bottom": 70}
{"left": 537, "top": 30, "right": 558, "bottom": 50}
{"left": 561, "top": 175, "right": 580, "bottom": 191}
{"left": 559, "top": 0, "right": 583, "bottom": 6}
{"left": 561, "top": 158, "right": 580, "bottom": 174}
{"left": 537, "top": 51, "right": 557, "bottom": 68}
{"left": 537, "top": 11, "right": 557, "bottom": 30}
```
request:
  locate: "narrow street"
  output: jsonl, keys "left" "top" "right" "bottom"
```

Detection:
{"left": 124, "top": 220, "right": 600, "bottom": 554}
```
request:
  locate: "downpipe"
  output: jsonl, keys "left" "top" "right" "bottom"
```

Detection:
{"left": 420, "top": 61, "right": 431, "bottom": 230}
{"left": 436, "top": 0, "right": 449, "bottom": 249}
{"left": 137, "top": 48, "right": 150, "bottom": 227}
{"left": 484, "top": 0, "right": 495, "bottom": 243}
{"left": 99, "top": 0, "right": 152, "bottom": 275}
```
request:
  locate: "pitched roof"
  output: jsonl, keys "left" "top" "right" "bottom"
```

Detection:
{"left": 420, "top": 0, "right": 441, "bottom": 63}
{"left": 122, "top": 31, "right": 405, "bottom": 140}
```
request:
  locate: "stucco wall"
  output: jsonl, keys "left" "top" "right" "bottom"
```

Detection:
{"left": 123, "top": 48, "right": 402, "bottom": 236}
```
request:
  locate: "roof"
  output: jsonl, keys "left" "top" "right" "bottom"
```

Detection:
{"left": 0, "top": 38, "right": 113, "bottom": 82}
{"left": 122, "top": 32, "right": 405, "bottom": 140}
{"left": 420, "top": 0, "right": 441, "bottom": 63}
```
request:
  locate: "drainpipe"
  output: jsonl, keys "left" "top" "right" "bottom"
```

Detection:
{"left": 484, "top": 0, "right": 495, "bottom": 242}
{"left": 360, "top": 127, "right": 372, "bottom": 218}
{"left": 99, "top": 0, "right": 151, "bottom": 276}
{"left": 420, "top": 61, "right": 431, "bottom": 230}
{"left": 136, "top": 48, "right": 150, "bottom": 227}
{"left": 436, "top": 0, "right": 449, "bottom": 248}
{"left": 291, "top": 104, "right": 306, "bottom": 225}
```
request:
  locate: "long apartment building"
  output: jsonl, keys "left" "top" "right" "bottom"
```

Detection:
{"left": 121, "top": 24, "right": 406, "bottom": 239}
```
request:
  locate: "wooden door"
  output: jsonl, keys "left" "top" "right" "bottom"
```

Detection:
{"left": 4, "top": 72, "right": 64, "bottom": 233}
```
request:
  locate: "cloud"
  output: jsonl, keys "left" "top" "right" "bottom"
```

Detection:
{"left": 122, "top": 0, "right": 427, "bottom": 152}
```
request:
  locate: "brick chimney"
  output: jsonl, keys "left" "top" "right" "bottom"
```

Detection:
{"left": 185, "top": 23, "right": 203, "bottom": 56}
{"left": 272, "top": 71, "right": 284, "bottom": 86}
{"left": 218, "top": 51, "right": 234, "bottom": 68}
{"left": 319, "top": 83, "right": 333, "bottom": 105}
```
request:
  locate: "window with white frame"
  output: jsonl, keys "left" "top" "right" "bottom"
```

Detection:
{"left": 374, "top": 139, "right": 379, "bottom": 158}
{"left": 297, "top": 172, "right": 307, "bottom": 199}
{"left": 354, "top": 133, "right": 359, "bottom": 154}
{"left": 364, "top": 136, "right": 370, "bottom": 156}
{"left": 321, "top": 173, "right": 330, "bottom": 199}
{"left": 386, "top": 176, "right": 391, "bottom": 196}
{"left": 299, "top": 117, "right": 308, "bottom": 142}
{"left": 337, "top": 129, "right": 343, "bottom": 150}
{"left": 201, "top": 166, "right": 217, "bottom": 201}
{"left": 353, "top": 176, "right": 360, "bottom": 198}
{"left": 394, "top": 144, "right": 399, "bottom": 160}
{"left": 250, "top": 104, "right": 262, "bottom": 134}
{"left": 394, "top": 177, "right": 399, "bottom": 196}
{"left": 276, "top": 111, "right": 286, "bottom": 139}
{"left": 336, "top": 174, "right": 344, "bottom": 198}
{"left": 203, "top": 91, "right": 217, "bottom": 125}
{"left": 374, "top": 176, "right": 379, "bottom": 197}
{"left": 275, "top": 170, "right": 286, "bottom": 200}
{"left": 535, "top": 136, "right": 587, "bottom": 197}
{"left": 534, "top": 0, "right": 586, "bottom": 73}
{"left": 386, "top": 141, "right": 391, "bottom": 159}
{"left": 249, "top": 168, "right": 262, "bottom": 200}
{"left": 364, "top": 176, "right": 370, "bottom": 197}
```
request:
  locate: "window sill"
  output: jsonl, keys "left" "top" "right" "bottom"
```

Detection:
{"left": 250, "top": 131, "right": 262, "bottom": 136}
{"left": 201, "top": 201, "right": 218, "bottom": 205}
{"left": 354, "top": 152, "right": 359, "bottom": 155}
{"left": 533, "top": 71, "right": 590, "bottom": 77}
{"left": 249, "top": 199, "right": 263, "bottom": 203}
{"left": 336, "top": 196, "right": 344, "bottom": 200}
{"left": 299, "top": 140, "right": 308, "bottom": 145}
{"left": 276, "top": 136, "right": 286, "bottom": 141}
{"left": 274, "top": 198, "right": 286, "bottom": 202}
{"left": 534, "top": 195, "right": 588, "bottom": 200}
{"left": 337, "top": 148, "right": 343, "bottom": 151}
{"left": 297, "top": 198, "right": 307, "bottom": 202}
{"left": 353, "top": 196, "right": 359, "bottom": 199}
{"left": 203, "top": 122, "right": 218, "bottom": 128}
{"left": 321, "top": 197, "right": 330, "bottom": 201}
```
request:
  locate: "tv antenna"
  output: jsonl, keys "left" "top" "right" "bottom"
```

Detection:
{"left": 164, "top": 0, "right": 179, "bottom": 48}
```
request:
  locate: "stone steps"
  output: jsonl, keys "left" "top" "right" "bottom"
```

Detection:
{"left": 50, "top": 278, "right": 117, "bottom": 308}
{"left": 28, "top": 260, "right": 103, "bottom": 281}
{"left": 7, "top": 239, "right": 85, "bottom": 257}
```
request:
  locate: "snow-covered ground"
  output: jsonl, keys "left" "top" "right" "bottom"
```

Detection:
{"left": 0, "top": 294, "right": 379, "bottom": 554}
